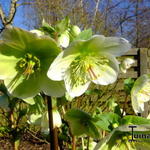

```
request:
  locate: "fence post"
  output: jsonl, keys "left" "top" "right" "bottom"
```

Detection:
{"left": 139, "top": 48, "right": 150, "bottom": 117}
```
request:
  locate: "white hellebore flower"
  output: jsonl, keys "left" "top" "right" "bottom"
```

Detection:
{"left": 28, "top": 110, "right": 62, "bottom": 135}
{"left": 120, "top": 58, "right": 135, "bottom": 73}
{"left": 41, "top": 110, "right": 62, "bottom": 134}
{"left": 131, "top": 74, "right": 150, "bottom": 114}
{"left": 47, "top": 35, "right": 131, "bottom": 97}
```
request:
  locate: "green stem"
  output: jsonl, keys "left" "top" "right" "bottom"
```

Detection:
{"left": 81, "top": 137, "right": 85, "bottom": 150}
{"left": 121, "top": 94, "right": 128, "bottom": 117}
{"left": 46, "top": 96, "right": 59, "bottom": 150}
{"left": 87, "top": 137, "right": 90, "bottom": 150}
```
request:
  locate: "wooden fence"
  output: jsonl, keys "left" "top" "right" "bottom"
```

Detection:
{"left": 119, "top": 48, "right": 150, "bottom": 117}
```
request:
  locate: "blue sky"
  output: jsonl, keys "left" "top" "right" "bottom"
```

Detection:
{"left": 0, "top": 0, "right": 32, "bottom": 30}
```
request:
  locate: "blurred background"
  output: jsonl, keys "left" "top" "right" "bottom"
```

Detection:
{"left": 0, "top": 0, "right": 150, "bottom": 48}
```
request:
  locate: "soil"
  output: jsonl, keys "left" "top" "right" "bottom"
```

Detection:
{"left": 0, "top": 133, "right": 50, "bottom": 150}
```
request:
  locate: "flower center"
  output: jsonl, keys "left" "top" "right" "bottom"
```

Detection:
{"left": 16, "top": 53, "right": 40, "bottom": 79}
{"left": 69, "top": 55, "right": 109, "bottom": 88}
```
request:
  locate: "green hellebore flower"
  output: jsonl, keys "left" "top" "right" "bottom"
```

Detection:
{"left": 131, "top": 74, "right": 150, "bottom": 114}
{"left": 0, "top": 27, "right": 65, "bottom": 99}
{"left": 47, "top": 35, "right": 131, "bottom": 97}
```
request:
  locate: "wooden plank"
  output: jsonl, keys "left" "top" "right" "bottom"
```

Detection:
{"left": 132, "top": 60, "right": 138, "bottom": 67}
{"left": 119, "top": 71, "right": 138, "bottom": 78}
{"left": 147, "top": 49, "right": 150, "bottom": 57}
{"left": 125, "top": 48, "right": 139, "bottom": 55}
{"left": 140, "top": 48, "right": 148, "bottom": 75}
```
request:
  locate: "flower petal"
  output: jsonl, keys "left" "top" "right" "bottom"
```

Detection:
{"left": 131, "top": 74, "right": 150, "bottom": 113}
{"left": 41, "top": 73, "right": 66, "bottom": 97}
{"left": 58, "top": 31, "right": 70, "bottom": 48}
{"left": 64, "top": 69, "right": 91, "bottom": 97}
{"left": 28, "top": 38, "right": 61, "bottom": 59}
{"left": 0, "top": 54, "right": 18, "bottom": 79}
{"left": 0, "top": 41, "right": 25, "bottom": 58}
{"left": 4, "top": 74, "right": 41, "bottom": 99}
{"left": 91, "top": 53, "right": 119, "bottom": 85}
{"left": 1, "top": 27, "right": 37, "bottom": 48}
{"left": 87, "top": 35, "right": 131, "bottom": 56}
{"left": 102, "top": 37, "right": 131, "bottom": 56}
{"left": 47, "top": 51, "right": 78, "bottom": 81}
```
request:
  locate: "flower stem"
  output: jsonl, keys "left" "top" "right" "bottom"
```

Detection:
{"left": 72, "top": 136, "right": 76, "bottom": 150}
{"left": 87, "top": 137, "right": 90, "bottom": 150}
{"left": 46, "top": 95, "right": 59, "bottom": 150}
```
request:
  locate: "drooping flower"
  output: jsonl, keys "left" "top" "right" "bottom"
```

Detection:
{"left": 131, "top": 74, "right": 150, "bottom": 114}
{"left": 47, "top": 35, "right": 131, "bottom": 97}
{"left": 0, "top": 27, "right": 65, "bottom": 99}
{"left": 28, "top": 109, "right": 62, "bottom": 134}
{"left": 120, "top": 58, "right": 135, "bottom": 73}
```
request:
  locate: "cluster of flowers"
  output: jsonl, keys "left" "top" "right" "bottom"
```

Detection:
{"left": 0, "top": 18, "right": 149, "bottom": 115}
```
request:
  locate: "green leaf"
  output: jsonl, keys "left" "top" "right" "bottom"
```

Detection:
{"left": 28, "top": 95, "right": 45, "bottom": 114}
{"left": 74, "top": 29, "right": 92, "bottom": 41}
{"left": 94, "top": 125, "right": 150, "bottom": 150}
{"left": 28, "top": 113, "right": 42, "bottom": 126}
{"left": 65, "top": 109, "right": 99, "bottom": 138}
{"left": 55, "top": 17, "right": 70, "bottom": 34}
{"left": 94, "top": 112, "right": 121, "bottom": 131}
{"left": 85, "top": 89, "right": 102, "bottom": 95}
{"left": 121, "top": 115, "right": 150, "bottom": 125}
{"left": 22, "top": 97, "right": 35, "bottom": 105}
{"left": 41, "top": 20, "right": 55, "bottom": 35}
{"left": 124, "top": 78, "right": 135, "bottom": 95}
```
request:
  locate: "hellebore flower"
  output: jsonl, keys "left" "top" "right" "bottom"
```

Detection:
{"left": 120, "top": 58, "right": 135, "bottom": 73}
{"left": 0, "top": 27, "right": 65, "bottom": 99}
{"left": 47, "top": 35, "right": 131, "bottom": 97}
{"left": 131, "top": 74, "right": 150, "bottom": 114}
{"left": 28, "top": 110, "right": 62, "bottom": 134}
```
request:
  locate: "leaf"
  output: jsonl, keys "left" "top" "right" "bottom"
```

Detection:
{"left": 94, "top": 112, "right": 121, "bottom": 131}
{"left": 40, "top": 20, "right": 55, "bottom": 35}
{"left": 94, "top": 125, "right": 150, "bottom": 150}
{"left": 55, "top": 17, "right": 70, "bottom": 34}
{"left": 85, "top": 89, "right": 102, "bottom": 95}
{"left": 22, "top": 97, "right": 35, "bottom": 105}
{"left": 124, "top": 78, "right": 135, "bottom": 95}
{"left": 28, "top": 95, "right": 45, "bottom": 114}
{"left": 74, "top": 29, "right": 92, "bottom": 41}
{"left": 65, "top": 109, "right": 99, "bottom": 138}
{"left": 121, "top": 115, "right": 150, "bottom": 125}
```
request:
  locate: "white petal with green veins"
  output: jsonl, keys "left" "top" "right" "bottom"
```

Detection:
{"left": 47, "top": 51, "right": 78, "bottom": 81}
{"left": 131, "top": 74, "right": 150, "bottom": 113}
